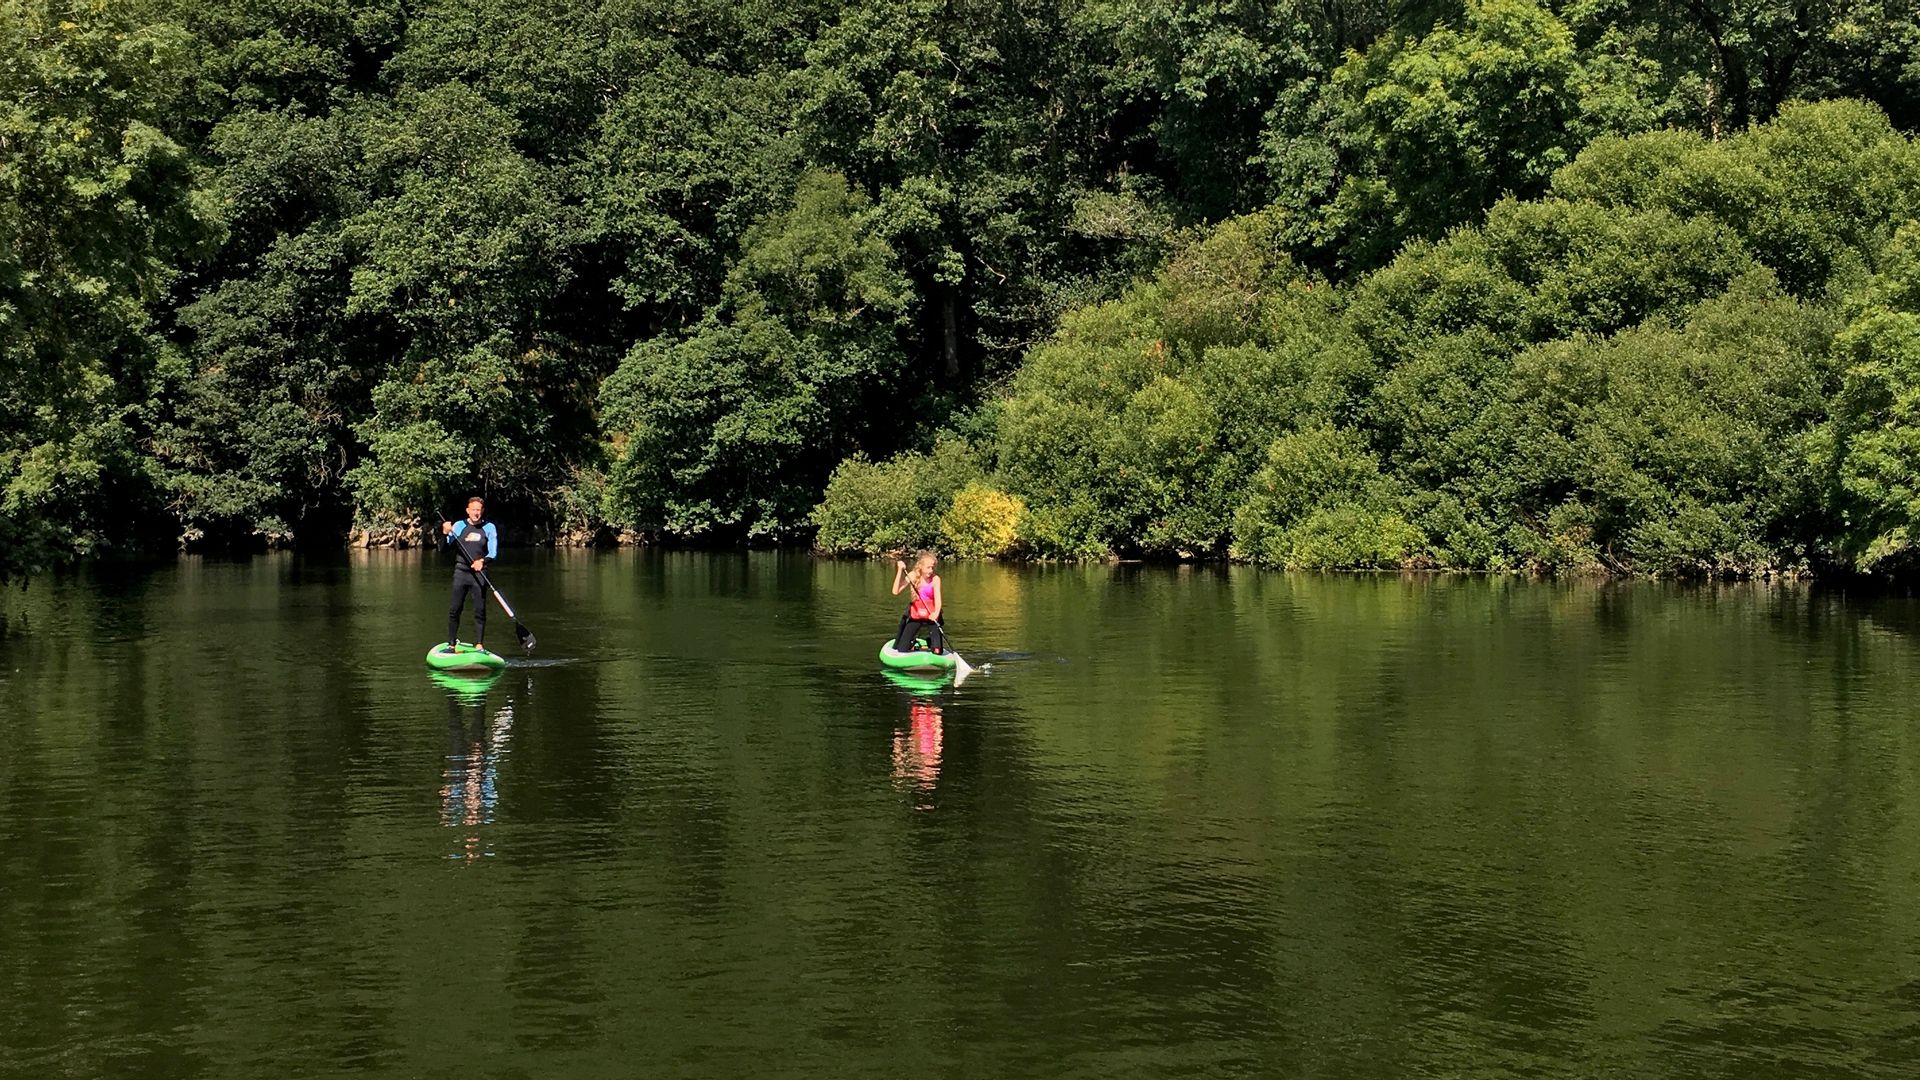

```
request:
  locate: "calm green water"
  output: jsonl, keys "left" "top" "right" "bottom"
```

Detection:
{"left": 3, "top": 552, "right": 1919, "bottom": 1078}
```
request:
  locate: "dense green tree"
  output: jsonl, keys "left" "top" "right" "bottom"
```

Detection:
{"left": 1083, "top": 0, "right": 1395, "bottom": 219}
{"left": 1266, "top": 0, "right": 1663, "bottom": 271}
{"left": 151, "top": 101, "right": 375, "bottom": 544}
{"left": 155, "top": 0, "right": 403, "bottom": 116}
{"left": 1, "top": 1, "right": 218, "bottom": 577}
{"left": 599, "top": 169, "right": 912, "bottom": 539}
{"left": 1549, "top": 98, "right": 1920, "bottom": 298}
{"left": 155, "top": 233, "right": 362, "bottom": 545}
{"left": 133, "top": 0, "right": 406, "bottom": 545}
{"left": 578, "top": 51, "right": 800, "bottom": 329}
{"left": 796, "top": 0, "right": 1170, "bottom": 385}
{"left": 338, "top": 84, "right": 586, "bottom": 523}
{"left": 1825, "top": 223, "right": 1920, "bottom": 569}
{"left": 1574, "top": 0, "right": 1920, "bottom": 135}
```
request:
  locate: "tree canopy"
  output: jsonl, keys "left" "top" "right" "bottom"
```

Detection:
{"left": 4, "top": 0, "right": 1919, "bottom": 577}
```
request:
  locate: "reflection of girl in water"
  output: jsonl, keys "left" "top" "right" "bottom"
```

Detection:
{"left": 890, "top": 700, "right": 944, "bottom": 805}
{"left": 440, "top": 694, "right": 514, "bottom": 860}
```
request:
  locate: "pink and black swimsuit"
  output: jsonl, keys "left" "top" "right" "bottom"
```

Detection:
{"left": 894, "top": 578, "right": 945, "bottom": 653}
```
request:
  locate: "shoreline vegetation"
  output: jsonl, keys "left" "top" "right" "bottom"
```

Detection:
{"left": 7, "top": 1, "right": 1920, "bottom": 581}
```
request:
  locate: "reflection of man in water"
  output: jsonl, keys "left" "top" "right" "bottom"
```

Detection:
{"left": 441, "top": 693, "right": 514, "bottom": 860}
{"left": 890, "top": 700, "right": 944, "bottom": 804}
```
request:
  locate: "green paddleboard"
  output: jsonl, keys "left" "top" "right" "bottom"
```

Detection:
{"left": 881, "top": 668, "right": 949, "bottom": 695}
{"left": 879, "top": 639, "right": 957, "bottom": 673}
{"left": 426, "top": 642, "right": 507, "bottom": 673}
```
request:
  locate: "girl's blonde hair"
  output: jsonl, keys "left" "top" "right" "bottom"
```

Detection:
{"left": 909, "top": 549, "right": 938, "bottom": 579}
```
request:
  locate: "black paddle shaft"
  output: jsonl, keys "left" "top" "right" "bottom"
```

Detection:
{"left": 442, "top": 515, "right": 535, "bottom": 651}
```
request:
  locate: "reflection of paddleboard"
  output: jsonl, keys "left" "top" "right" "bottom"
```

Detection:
{"left": 881, "top": 668, "right": 949, "bottom": 696}
{"left": 426, "top": 642, "right": 507, "bottom": 673}
{"left": 427, "top": 668, "right": 502, "bottom": 701}
{"left": 878, "top": 640, "right": 957, "bottom": 673}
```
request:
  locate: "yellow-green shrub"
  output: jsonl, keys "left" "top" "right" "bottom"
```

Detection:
{"left": 940, "top": 483, "right": 1026, "bottom": 558}
{"left": 811, "top": 438, "right": 982, "bottom": 554}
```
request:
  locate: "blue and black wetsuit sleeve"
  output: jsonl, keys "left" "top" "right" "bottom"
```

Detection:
{"left": 446, "top": 521, "right": 499, "bottom": 562}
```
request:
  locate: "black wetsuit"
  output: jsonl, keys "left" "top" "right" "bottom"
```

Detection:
{"left": 894, "top": 613, "right": 944, "bottom": 653}
{"left": 447, "top": 518, "right": 495, "bottom": 646}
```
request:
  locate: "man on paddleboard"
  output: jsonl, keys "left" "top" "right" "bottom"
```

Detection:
{"left": 441, "top": 497, "right": 498, "bottom": 650}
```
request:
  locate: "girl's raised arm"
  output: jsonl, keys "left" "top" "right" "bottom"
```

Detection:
{"left": 891, "top": 559, "right": 909, "bottom": 595}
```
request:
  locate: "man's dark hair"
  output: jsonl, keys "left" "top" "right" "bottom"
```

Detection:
{"left": 467, "top": 496, "right": 484, "bottom": 507}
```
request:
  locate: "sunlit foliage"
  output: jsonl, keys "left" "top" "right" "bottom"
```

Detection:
{"left": 5, "top": 0, "right": 1920, "bottom": 576}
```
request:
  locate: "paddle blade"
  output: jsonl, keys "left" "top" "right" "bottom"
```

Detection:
{"left": 952, "top": 652, "right": 973, "bottom": 684}
{"left": 515, "top": 622, "right": 536, "bottom": 652}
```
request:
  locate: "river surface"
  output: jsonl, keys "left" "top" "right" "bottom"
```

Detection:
{"left": 2, "top": 551, "right": 1918, "bottom": 1078}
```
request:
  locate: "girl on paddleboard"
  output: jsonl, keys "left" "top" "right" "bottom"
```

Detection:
{"left": 891, "top": 551, "right": 945, "bottom": 654}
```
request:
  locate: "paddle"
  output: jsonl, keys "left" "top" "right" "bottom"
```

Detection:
{"left": 441, "top": 513, "right": 536, "bottom": 653}
{"left": 943, "top": 624, "right": 975, "bottom": 684}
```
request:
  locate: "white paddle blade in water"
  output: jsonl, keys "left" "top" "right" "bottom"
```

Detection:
{"left": 953, "top": 653, "right": 975, "bottom": 684}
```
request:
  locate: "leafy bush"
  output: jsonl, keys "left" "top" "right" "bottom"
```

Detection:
{"left": 1405, "top": 491, "right": 1509, "bottom": 570}
{"left": 1013, "top": 496, "right": 1114, "bottom": 560}
{"left": 1510, "top": 500, "right": 1603, "bottom": 574}
{"left": 1236, "top": 426, "right": 1390, "bottom": 529}
{"left": 812, "top": 456, "right": 924, "bottom": 554}
{"left": 1231, "top": 426, "right": 1418, "bottom": 568}
{"left": 1506, "top": 273, "right": 1836, "bottom": 574}
{"left": 1550, "top": 100, "right": 1920, "bottom": 300}
{"left": 550, "top": 466, "right": 613, "bottom": 543}
{"left": 940, "top": 483, "right": 1026, "bottom": 558}
{"left": 1272, "top": 505, "right": 1425, "bottom": 571}
{"left": 811, "top": 439, "right": 981, "bottom": 554}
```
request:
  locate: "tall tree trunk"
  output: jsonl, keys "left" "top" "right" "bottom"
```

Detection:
{"left": 1756, "top": 1, "right": 1816, "bottom": 123}
{"left": 942, "top": 289, "right": 961, "bottom": 382}
{"left": 1684, "top": 0, "right": 1752, "bottom": 134}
